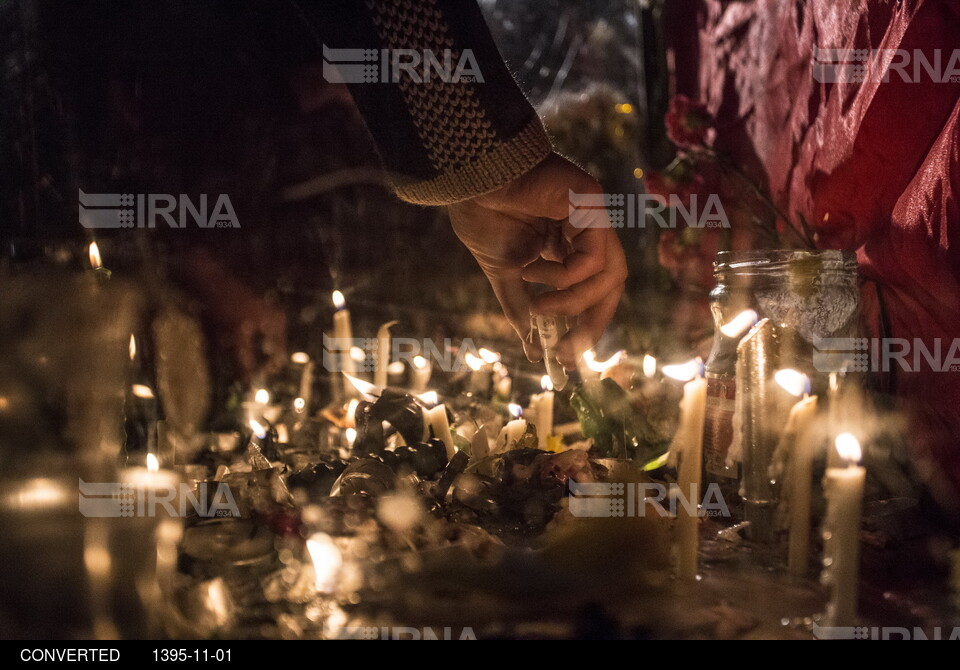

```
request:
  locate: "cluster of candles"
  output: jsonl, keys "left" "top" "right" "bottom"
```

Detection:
{"left": 661, "top": 309, "right": 866, "bottom": 625}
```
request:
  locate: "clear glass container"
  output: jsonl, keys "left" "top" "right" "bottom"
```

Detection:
{"left": 702, "top": 250, "right": 860, "bottom": 521}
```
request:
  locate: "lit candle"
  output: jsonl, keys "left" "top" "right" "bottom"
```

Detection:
{"left": 425, "top": 404, "right": 456, "bottom": 460}
{"left": 533, "top": 315, "right": 568, "bottom": 391}
{"left": 822, "top": 433, "right": 865, "bottom": 626}
{"left": 465, "top": 352, "right": 491, "bottom": 396}
{"left": 409, "top": 355, "right": 432, "bottom": 393}
{"left": 530, "top": 375, "right": 555, "bottom": 451}
{"left": 291, "top": 352, "right": 314, "bottom": 415}
{"left": 374, "top": 320, "right": 398, "bottom": 389}
{"left": 665, "top": 359, "right": 707, "bottom": 581}
{"left": 120, "top": 453, "right": 182, "bottom": 517}
{"left": 642, "top": 354, "right": 658, "bottom": 379}
{"left": 331, "top": 290, "right": 356, "bottom": 396}
{"left": 774, "top": 369, "right": 819, "bottom": 577}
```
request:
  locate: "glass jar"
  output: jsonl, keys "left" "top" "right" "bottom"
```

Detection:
{"left": 702, "top": 250, "right": 860, "bottom": 518}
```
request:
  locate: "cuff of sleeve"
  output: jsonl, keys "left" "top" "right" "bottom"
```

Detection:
{"left": 390, "top": 117, "right": 553, "bottom": 206}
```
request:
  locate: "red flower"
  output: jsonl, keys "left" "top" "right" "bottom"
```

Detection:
{"left": 644, "top": 156, "right": 720, "bottom": 209}
{"left": 665, "top": 95, "right": 714, "bottom": 149}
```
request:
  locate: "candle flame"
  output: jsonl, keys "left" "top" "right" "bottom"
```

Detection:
{"left": 583, "top": 349, "right": 625, "bottom": 373}
{"left": 662, "top": 359, "right": 703, "bottom": 382}
{"left": 465, "top": 352, "right": 484, "bottom": 371}
{"left": 146, "top": 453, "right": 160, "bottom": 473}
{"left": 775, "top": 369, "right": 810, "bottom": 397}
{"left": 835, "top": 433, "right": 862, "bottom": 464}
{"left": 332, "top": 290, "right": 346, "bottom": 310}
{"left": 720, "top": 310, "right": 759, "bottom": 338}
{"left": 307, "top": 532, "right": 343, "bottom": 593}
{"left": 88, "top": 241, "right": 102, "bottom": 270}
{"left": 349, "top": 346, "right": 365, "bottom": 363}
{"left": 254, "top": 388, "right": 270, "bottom": 405}
{"left": 343, "top": 373, "right": 381, "bottom": 400}
{"left": 293, "top": 397, "right": 306, "bottom": 412}
{"left": 478, "top": 348, "right": 500, "bottom": 364}
{"left": 508, "top": 403, "right": 523, "bottom": 418}
{"left": 412, "top": 355, "right": 428, "bottom": 370}
{"left": 344, "top": 427, "right": 357, "bottom": 445}
{"left": 249, "top": 418, "right": 267, "bottom": 440}
{"left": 387, "top": 360, "right": 405, "bottom": 375}
{"left": 642, "top": 354, "right": 657, "bottom": 378}
{"left": 290, "top": 351, "right": 310, "bottom": 365}
{"left": 131, "top": 384, "right": 155, "bottom": 399}
{"left": 417, "top": 390, "right": 439, "bottom": 406}
{"left": 129, "top": 334, "right": 137, "bottom": 361}
{"left": 541, "top": 374, "right": 554, "bottom": 392}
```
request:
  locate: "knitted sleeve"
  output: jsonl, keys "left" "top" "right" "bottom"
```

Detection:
{"left": 300, "top": 0, "right": 553, "bottom": 205}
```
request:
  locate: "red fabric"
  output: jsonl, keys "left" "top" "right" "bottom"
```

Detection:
{"left": 691, "top": 0, "right": 960, "bottom": 509}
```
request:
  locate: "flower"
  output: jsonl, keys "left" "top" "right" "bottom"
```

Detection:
{"left": 665, "top": 95, "right": 714, "bottom": 149}
{"left": 644, "top": 156, "right": 721, "bottom": 209}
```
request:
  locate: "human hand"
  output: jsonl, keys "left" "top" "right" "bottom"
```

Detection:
{"left": 447, "top": 153, "right": 627, "bottom": 368}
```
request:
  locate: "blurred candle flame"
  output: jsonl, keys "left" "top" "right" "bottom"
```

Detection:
{"left": 541, "top": 375, "right": 553, "bottom": 392}
{"left": 254, "top": 389, "right": 270, "bottom": 405}
{"left": 835, "top": 433, "right": 862, "bottom": 464}
{"left": 349, "top": 346, "right": 365, "bottom": 363}
{"left": 417, "top": 390, "right": 439, "bottom": 406}
{"left": 720, "top": 310, "right": 759, "bottom": 338}
{"left": 465, "top": 352, "right": 484, "bottom": 371}
{"left": 146, "top": 453, "right": 160, "bottom": 473}
{"left": 478, "top": 348, "right": 500, "bottom": 364}
{"left": 643, "top": 354, "right": 658, "bottom": 379}
{"left": 132, "top": 384, "right": 155, "bottom": 399}
{"left": 583, "top": 349, "right": 624, "bottom": 372}
{"left": 775, "top": 369, "right": 810, "bottom": 397}
{"left": 413, "top": 355, "right": 428, "bottom": 370}
{"left": 129, "top": 334, "right": 137, "bottom": 361}
{"left": 290, "top": 352, "right": 310, "bottom": 365}
{"left": 307, "top": 532, "right": 343, "bottom": 593}
{"left": 332, "top": 290, "right": 346, "bottom": 311}
{"left": 249, "top": 418, "right": 267, "bottom": 440}
{"left": 343, "top": 373, "right": 380, "bottom": 400}
{"left": 508, "top": 403, "right": 523, "bottom": 418}
{"left": 662, "top": 359, "right": 704, "bottom": 382}
{"left": 344, "top": 427, "right": 357, "bottom": 445}
{"left": 293, "top": 397, "right": 306, "bottom": 412}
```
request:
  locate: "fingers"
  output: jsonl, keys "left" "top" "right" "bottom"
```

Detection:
{"left": 486, "top": 274, "right": 543, "bottom": 362}
{"left": 521, "top": 225, "right": 607, "bottom": 289}
{"left": 555, "top": 288, "right": 623, "bottom": 369}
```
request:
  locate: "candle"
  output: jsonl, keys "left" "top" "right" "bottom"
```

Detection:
{"left": 495, "top": 417, "right": 528, "bottom": 454}
{"left": 736, "top": 318, "right": 781, "bottom": 542}
{"left": 410, "top": 355, "right": 432, "bottom": 393}
{"left": 465, "top": 352, "right": 491, "bottom": 396}
{"left": 530, "top": 375, "right": 555, "bottom": 451}
{"left": 642, "top": 354, "right": 658, "bottom": 379}
{"left": 292, "top": 353, "right": 315, "bottom": 415}
{"left": 822, "top": 433, "right": 865, "bottom": 626}
{"left": 331, "top": 290, "right": 356, "bottom": 396}
{"left": 425, "top": 404, "right": 456, "bottom": 460}
{"left": 665, "top": 360, "right": 707, "bottom": 581}
{"left": 120, "top": 454, "right": 182, "bottom": 518}
{"left": 533, "top": 315, "right": 568, "bottom": 391}
{"left": 774, "top": 369, "right": 819, "bottom": 577}
{"left": 374, "top": 321, "right": 398, "bottom": 389}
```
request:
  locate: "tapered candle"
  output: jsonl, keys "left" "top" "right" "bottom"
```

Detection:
{"left": 295, "top": 354, "right": 315, "bottom": 415}
{"left": 410, "top": 355, "right": 432, "bottom": 393}
{"left": 530, "top": 375, "right": 555, "bottom": 451}
{"left": 665, "top": 360, "right": 707, "bottom": 581}
{"left": 774, "top": 369, "right": 819, "bottom": 577}
{"left": 822, "top": 433, "right": 865, "bottom": 626}
{"left": 331, "top": 290, "right": 356, "bottom": 396}
{"left": 425, "top": 404, "right": 456, "bottom": 460}
{"left": 374, "top": 321, "right": 398, "bottom": 389}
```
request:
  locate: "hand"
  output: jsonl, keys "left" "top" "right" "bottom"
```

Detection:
{"left": 447, "top": 152, "right": 627, "bottom": 368}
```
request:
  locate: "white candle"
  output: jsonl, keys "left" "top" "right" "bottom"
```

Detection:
{"left": 665, "top": 360, "right": 707, "bottom": 581}
{"left": 530, "top": 375, "right": 555, "bottom": 451}
{"left": 425, "top": 404, "right": 456, "bottom": 460}
{"left": 410, "top": 355, "right": 432, "bottom": 393}
{"left": 374, "top": 321, "right": 398, "bottom": 389}
{"left": 495, "top": 418, "right": 528, "bottom": 454}
{"left": 822, "top": 433, "right": 865, "bottom": 626}
{"left": 120, "top": 453, "right": 182, "bottom": 518}
{"left": 297, "top": 358, "right": 315, "bottom": 415}
{"left": 774, "top": 369, "right": 819, "bottom": 577}
{"left": 465, "top": 352, "right": 491, "bottom": 395}
{"left": 331, "top": 290, "right": 356, "bottom": 396}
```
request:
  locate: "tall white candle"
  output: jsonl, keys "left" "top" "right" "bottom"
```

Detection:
{"left": 822, "top": 433, "right": 865, "bottom": 626}
{"left": 374, "top": 321, "right": 397, "bottom": 389}
{"left": 774, "top": 369, "right": 819, "bottom": 577}
{"left": 410, "top": 355, "right": 432, "bottom": 393}
{"left": 530, "top": 375, "right": 555, "bottom": 451}
{"left": 297, "top": 358, "right": 315, "bottom": 415}
{"left": 331, "top": 290, "right": 356, "bottom": 396}
{"left": 665, "top": 360, "right": 707, "bottom": 581}
{"left": 425, "top": 404, "right": 456, "bottom": 460}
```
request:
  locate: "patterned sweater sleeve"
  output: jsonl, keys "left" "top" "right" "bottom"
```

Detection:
{"left": 299, "top": 0, "right": 553, "bottom": 205}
